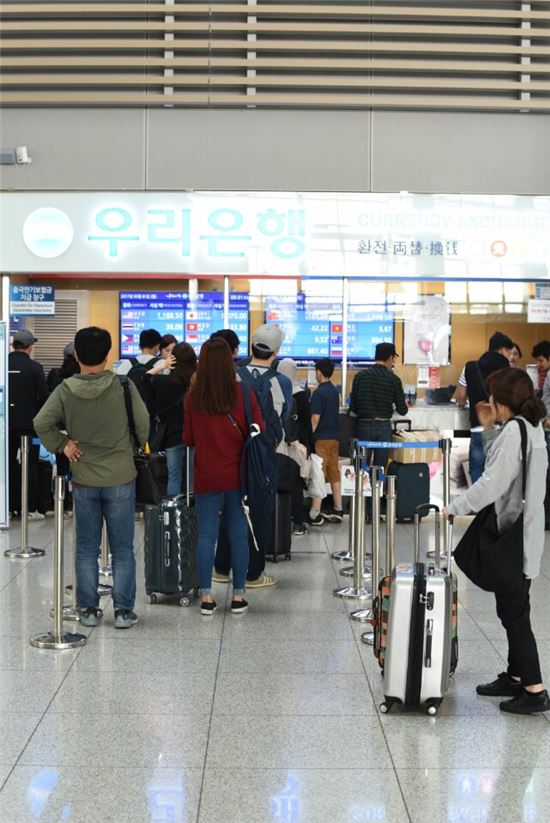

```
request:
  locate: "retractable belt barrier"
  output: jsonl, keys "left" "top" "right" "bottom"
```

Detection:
{"left": 30, "top": 477, "right": 87, "bottom": 651}
{"left": 332, "top": 449, "right": 371, "bottom": 602}
{"left": 4, "top": 435, "right": 46, "bottom": 560}
{"left": 356, "top": 439, "right": 441, "bottom": 450}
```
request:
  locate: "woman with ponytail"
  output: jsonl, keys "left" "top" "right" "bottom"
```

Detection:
{"left": 445, "top": 368, "right": 549, "bottom": 715}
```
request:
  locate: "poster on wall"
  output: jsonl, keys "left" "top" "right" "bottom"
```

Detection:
{"left": 403, "top": 295, "right": 450, "bottom": 365}
{"left": 0, "top": 322, "right": 8, "bottom": 528}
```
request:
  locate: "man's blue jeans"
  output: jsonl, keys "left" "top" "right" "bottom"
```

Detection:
{"left": 73, "top": 482, "right": 136, "bottom": 610}
{"left": 468, "top": 430, "right": 486, "bottom": 484}
{"left": 357, "top": 420, "right": 393, "bottom": 470}
{"left": 195, "top": 490, "right": 249, "bottom": 595}
{"left": 165, "top": 444, "right": 184, "bottom": 496}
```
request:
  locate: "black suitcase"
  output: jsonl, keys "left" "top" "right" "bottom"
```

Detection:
{"left": 386, "top": 461, "right": 430, "bottom": 522}
{"left": 266, "top": 492, "right": 292, "bottom": 562}
{"left": 144, "top": 495, "right": 199, "bottom": 605}
{"left": 149, "top": 452, "right": 168, "bottom": 497}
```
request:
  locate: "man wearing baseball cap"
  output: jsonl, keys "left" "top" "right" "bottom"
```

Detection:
{"left": 214, "top": 323, "right": 293, "bottom": 589}
{"left": 349, "top": 342, "right": 408, "bottom": 469}
{"left": 8, "top": 329, "right": 50, "bottom": 519}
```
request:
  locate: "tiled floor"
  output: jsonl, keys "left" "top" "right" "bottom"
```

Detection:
{"left": 0, "top": 513, "right": 550, "bottom": 823}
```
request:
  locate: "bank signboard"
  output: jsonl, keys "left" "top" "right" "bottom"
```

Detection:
{"left": 1, "top": 191, "right": 549, "bottom": 280}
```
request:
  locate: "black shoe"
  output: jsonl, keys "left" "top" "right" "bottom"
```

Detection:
{"left": 292, "top": 524, "right": 308, "bottom": 536}
{"left": 307, "top": 514, "right": 325, "bottom": 527}
{"left": 322, "top": 508, "right": 344, "bottom": 524}
{"left": 78, "top": 607, "right": 103, "bottom": 627}
{"left": 476, "top": 672, "right": 522, "bottom": 697}
{"left": 200, "top": 600, "right": 217, "bottom": 616}
{"left": 230, "top": 598, "right": 249, "bottom": 614}
{"left": 114, "top": 609, "right": 138, "bottom": 629}
{"left": 500, "top": 688, "right": 550, "bottom": 715}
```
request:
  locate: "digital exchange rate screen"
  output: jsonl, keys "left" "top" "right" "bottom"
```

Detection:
{"left": 265, "top": 294, "right": 393, "bottom": 362}
{"left": 183, "top": 292, "right": 249, "bottom": 356}
{"left": 119, "top": 291, "right": 249, "bottom": 358}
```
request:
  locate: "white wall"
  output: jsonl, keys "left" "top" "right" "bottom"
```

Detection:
{"left": 1, "top": 108, "right": 549, "bottom": 194}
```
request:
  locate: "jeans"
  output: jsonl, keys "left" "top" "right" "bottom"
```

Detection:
{"left": 468, "top": 430, "right": 486, "bottom": 484}
{"left": 165, "top": 444, "right": 184, "bottom": 496}
{"left": 73, "top": 482, "right": 136, "bottom": 611}
{"left": 196, "top": 490, "right": 249, "bottom": 595}
{"left": 356, "top": 420, "right": 393, "bottom": 470}
{"left": 495, "top": 578, "right": 542, "bottom": 687}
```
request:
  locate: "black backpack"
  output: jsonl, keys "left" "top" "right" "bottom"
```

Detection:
{"left": 284, "top": 396, "right": 300, "bottom": 444}
{"left": 126, "top": 356, "right": 158, "bottom": 395}
{"left": 237, "top": 365, "right": 284, "bottom": 446}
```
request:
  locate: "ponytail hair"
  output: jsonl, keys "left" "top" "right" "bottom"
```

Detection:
{"left": 486, "top": 368, "right": 546, "bottom": 426}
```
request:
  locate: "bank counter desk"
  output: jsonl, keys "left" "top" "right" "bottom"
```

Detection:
{"left": 394, "top": 400, "right": 470, "bottom": 437}
{"left": 340, "top": 401, "right": 471, "bottom": 494}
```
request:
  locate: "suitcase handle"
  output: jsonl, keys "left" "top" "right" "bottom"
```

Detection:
{"left": 414, "top": 504, "right": 440, "bottom": 565}
{"left": 392, "top": 419, "right": 412, "bottom": 432}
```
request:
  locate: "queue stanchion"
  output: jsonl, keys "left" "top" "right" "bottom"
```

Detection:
{"left": 339, "top": 490, "right": 371, "bottom": 576}
{"left": 5, "top": 435, "right": 46, "bottom": 560}
{"left": 360, "top": 472, "right": 395, "bottom": 642}
{"left": 98, "top": 521, "right": 113, "bottom": 579}
{"left": 97, "top": 522, "right": 112, "bottom": 596}
{"left": 331, "top": 439, "right": 357, "bottom": 561}
{"left": 350, "top": 465, "right": 383, "bottom": 624}
{"left": 331, "top": 494, "right": 355, "bottom": 562}
{"left": 30, "top": 477, "right": 87, "bottom": 650}
{"left": 333, "top": 449, "right": 370, "bottom": 601}
{"left": 65, "top": 518, "right": 112, "bottom": 598}
{"left": 56, "top": 513, "right": 79, "bottom": 621}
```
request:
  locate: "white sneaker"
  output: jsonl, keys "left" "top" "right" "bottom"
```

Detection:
{"left": 28, "top": 511, "right": 45, "bottom": 522}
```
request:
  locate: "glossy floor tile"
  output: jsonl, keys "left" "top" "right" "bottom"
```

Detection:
{"left": 199, "top": 768, "right": 408, "bottom": 823}
{"left": 397, "top": 767, "right": 550, "bottom": 823}
{"left": 206, "top": 714, "right": 393, "bottom": 769}
{"left": 20, "top": 712, "right": 210, "bottom": 769}
{"left": 0, "top": 766, "right": 203, "bottom": 823}
{"left": 1, "top": 516, "right": 550, "bottom": 822}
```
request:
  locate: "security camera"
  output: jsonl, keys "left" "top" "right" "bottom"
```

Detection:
{"left": 15, "top": 146, "right": 32, "bottom": 165}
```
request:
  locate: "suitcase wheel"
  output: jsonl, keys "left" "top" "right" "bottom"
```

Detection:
{"left": 379, "top": 701, "right": 391, "bottom": 714}
{"left": 179, "top": 596, "right": 191, "bottom": 607}
{"left": 146, "top": 593, "right": 158, "bottom": 605}
{"left": 426, "top": 699, "right": 442, "bottom": 716}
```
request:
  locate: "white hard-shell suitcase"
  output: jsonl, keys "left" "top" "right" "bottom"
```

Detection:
{"left": 380, "top": 503, "right": 454, "bottom": 715}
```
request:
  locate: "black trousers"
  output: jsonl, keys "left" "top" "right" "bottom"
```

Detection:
{"left": 9, "top": 431, "right": 40, "bottom": 513}
{"left": 495, "top": 577, "right": 542, "bottom": 687}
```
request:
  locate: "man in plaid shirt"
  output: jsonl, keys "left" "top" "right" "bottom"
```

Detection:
{"left": 349, "top": 342, "right": 408, "bottom": 468}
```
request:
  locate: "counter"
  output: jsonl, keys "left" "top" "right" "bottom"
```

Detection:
{"left": 392, "top": 401, "right": 470, "bottom": 435}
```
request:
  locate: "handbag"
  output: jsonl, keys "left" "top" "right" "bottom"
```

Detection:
{"left": 307, "top": 453, "right": 327, "bottom": 499}
{"left": 120, "top": 377, "right": 162, "bottom": 506}
{"left": 453, "top": 417, "right": 527, "bottom": 594}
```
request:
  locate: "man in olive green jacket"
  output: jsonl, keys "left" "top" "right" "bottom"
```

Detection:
{"left": 34, "top": 327, "right": 149, "bottom": 630}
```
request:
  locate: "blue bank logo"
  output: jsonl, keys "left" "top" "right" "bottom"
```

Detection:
{"left": 23, "top": 208, "right": 74, "bottom": 258}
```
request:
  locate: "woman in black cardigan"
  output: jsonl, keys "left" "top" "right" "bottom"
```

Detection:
{"left": 143, "top": 342, "right": 197, "bottom": 496}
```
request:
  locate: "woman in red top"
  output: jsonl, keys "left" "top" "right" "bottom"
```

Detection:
{"left": 184, "top": 338, "right": 264, "bottom": 616}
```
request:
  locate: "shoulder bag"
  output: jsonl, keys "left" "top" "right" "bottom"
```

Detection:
{"left": 120, "top": 377, "right": 162, "bottom": 506}
{"left": 453, "top": 417, "right": 527, "bottom": 594}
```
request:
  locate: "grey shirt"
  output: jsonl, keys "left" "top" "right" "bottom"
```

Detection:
{"left": 448, "top": 416, "right": 548, "bottom": 579}
{"left": 542, "top": 371, "right": 550, "bottom": 418}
